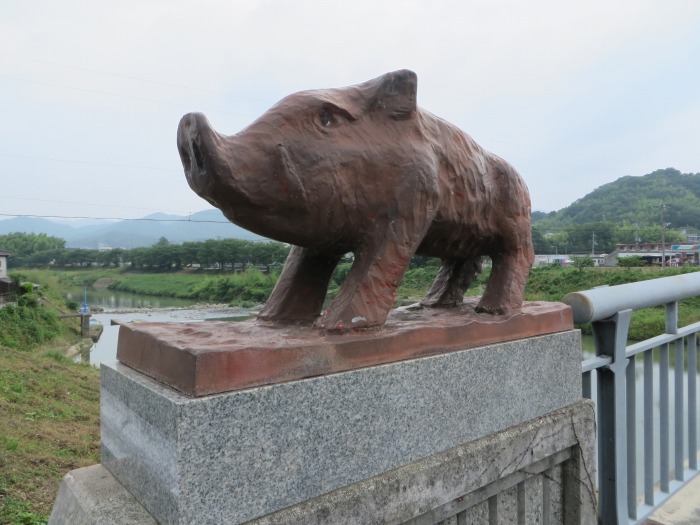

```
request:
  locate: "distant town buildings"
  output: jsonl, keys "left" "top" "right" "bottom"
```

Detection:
{"left": 613, "top": 243, "right": 699, "bottom": 266}
{"left": 0, "top": 249, "right": 12, "bottom": 302}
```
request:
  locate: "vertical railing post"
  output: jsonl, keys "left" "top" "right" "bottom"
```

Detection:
{"left": 690, "top": 333, "right": 698, "bottom": 471}
{"left": 626, "top": 356, "right": 637, "bottom": 520}
{"left": 660, "top": 343, "right": 670, "bottom": 493}
{"left": 592, "top": 309, "right": 633, "bottom": 525}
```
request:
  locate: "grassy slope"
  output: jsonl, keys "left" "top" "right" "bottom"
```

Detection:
{"left": 0, "top": 345, "right": 100, "bottom": 525}
{"left": 0, "top": 273, "right": 97, "bottom": 524}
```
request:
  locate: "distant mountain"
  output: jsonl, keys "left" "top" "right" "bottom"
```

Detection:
{"left": 533, "top": 168, "right": 700, "bottom": 230}
{"left": 0, "top": 209, "right": 265, "bottom": 248}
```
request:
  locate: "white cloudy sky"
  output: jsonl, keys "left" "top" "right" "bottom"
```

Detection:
{"left": 1, "top": 0, "right": 699, "bottom": 221}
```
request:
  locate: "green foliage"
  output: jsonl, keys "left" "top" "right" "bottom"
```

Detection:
{"left": 108, "top": 269, "right": 279, "bottom": 304}
{"left": 534, "top": 168, "right": 700, "bottom": 227}
{"left": 0, "top": 233, "right": 65, "bottom": 257}
{"left": 524, "top": 265, "right": 700, "bottom": 340}
{"left": 65, "top": 300, "right": 79, "bottom": 311}
{"left": 331, "top": 262, "right": 353, "bottom": 287}
{"left": 7, "top": 237, "right": 291, "bottom": 272}
{"left": 17, "top": 293, "right": 39, "bottom": 308}
{"left": 571, "top": 256, "right": 594, "bottom": 271}
{"left": 0, "top": 344, "right": 100, "bottom": 522}
{"left": 532, "top": 168, "right": 700, "bottom": 254}
{"left": 617, "top": 256, "right": 647, "bottom": 267}
{"left": 44, "top": 350, "right": 70, "bottom": 363}
{"left": 0, "top": 305, "right": 64, "bottom": 349}
{"left": 18, "top": 283, "right": 35, "bottom": 296}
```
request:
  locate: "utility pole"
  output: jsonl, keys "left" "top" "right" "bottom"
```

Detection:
{"left": 660, "top": 204, "right": 668, "bottom": 268}
{"left": 591, "top": 231, "right": 596, "bottom": 257}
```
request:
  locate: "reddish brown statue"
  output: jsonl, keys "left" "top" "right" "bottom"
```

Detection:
{"left": 177, "top": 70, "right": 534, "bottom": 330}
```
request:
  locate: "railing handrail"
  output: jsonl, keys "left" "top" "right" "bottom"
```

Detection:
{"left": 563, "top": 272, "right": 700, "bottom": 324}
{"left": 568, "top": 272, "right": 700, "bottom": 524}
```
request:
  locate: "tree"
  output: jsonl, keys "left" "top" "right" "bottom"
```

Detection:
{"left": 571, "top": 256, "right": 595, "bottom": 271}
{"left": 0, "top": 232, "right": 66, "bottom": 261}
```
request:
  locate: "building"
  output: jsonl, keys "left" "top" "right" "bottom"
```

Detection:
{"left": 0, "top": 249, "right": 12, "bottom": 302}
{"left": 613, "top": 243, "right": 699, "bottom": 266}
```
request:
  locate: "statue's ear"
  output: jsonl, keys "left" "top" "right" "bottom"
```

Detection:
{"left": 369, "top": 69, "right": 417, "bottom": 120}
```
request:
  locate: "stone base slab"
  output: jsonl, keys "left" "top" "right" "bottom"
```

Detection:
{"left": 51, "top": 400, "right": 596, "bottom": 525}
{"left": 102, "top": 329, "right": 581, "bottom": 525}
{"left": 116, "top": 299, "right": 573, "bottom": 396}
{"left": 48, "top": 464, "right": 157, "bottom": 525}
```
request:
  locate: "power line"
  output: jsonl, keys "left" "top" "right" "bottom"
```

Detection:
{"left": 1, "top": 73, "right": 253, "bottom": 118}
{"left": 0, "top": 194, "right": 191, "bottom": 214}
{"left": 0, "top": 53, "right": 266, "bottom": 102}
{"left": 0, "top": 213, "right": 230, "bottom": 224}
{"left": 0, "top": 153, "right": 180, "bottom": 172}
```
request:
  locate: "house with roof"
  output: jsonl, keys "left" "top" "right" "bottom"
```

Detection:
{"left": 0, "top": 249, "right": 12, "bottom": 302}
{"left": 612, "top": 243, "right": 699, "bottom": 266}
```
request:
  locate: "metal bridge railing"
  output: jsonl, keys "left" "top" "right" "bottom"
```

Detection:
{"left": 563, "top": 273, "right": 700, "bottom": 524}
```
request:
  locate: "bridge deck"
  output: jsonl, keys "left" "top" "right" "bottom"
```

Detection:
{"left": 643, "top": 474, "right": 700, "bottom": 524}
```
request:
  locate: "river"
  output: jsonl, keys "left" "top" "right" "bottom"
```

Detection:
{"left": 71, "top": 288, "right": 254, "bottom": 367}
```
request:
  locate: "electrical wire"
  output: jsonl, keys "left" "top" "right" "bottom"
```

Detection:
{"left": 0, "top": 53, "right": 265, "bottom": 102}
{"left": 0, "top": 153, "right": 179, "bottom": 172}
{"left": 0, "top": 213, "right": 230, "bottom": 224}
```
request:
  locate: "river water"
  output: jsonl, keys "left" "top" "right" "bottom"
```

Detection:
{"left": 72, "top": 288, "right": 254, "bottom": 367}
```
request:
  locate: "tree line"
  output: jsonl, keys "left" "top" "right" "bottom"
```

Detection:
{"left": 0, "top": 223, "right": 692, "bottom": 272}
{"left": 0, "top": 233, "right": 290, "bottom": 271}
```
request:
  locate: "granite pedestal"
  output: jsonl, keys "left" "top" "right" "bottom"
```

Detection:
{"left": 50, "top": 301, "right": 596, "bottom": 524}
{"left": 52, "top": 399, "right": 596, "bottom": 525}
{"left": 104, "top": 328, "right": 581, "bottom": 524}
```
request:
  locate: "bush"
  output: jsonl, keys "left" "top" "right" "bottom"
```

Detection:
{"left": 17, "top": 293, "right": 39, "bottom": 308}
{"left": 18, "top": 283, "right": 35, "bottom": 296}
{"left": 0, "top": 305, "right": 64, "bottom": 349}
{"left": 617, "top": 256, "right": 647, "bottom": 267}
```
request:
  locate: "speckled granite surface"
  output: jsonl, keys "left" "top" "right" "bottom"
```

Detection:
{"left": 101, "top": 330, "right": 581, "bottom": 525}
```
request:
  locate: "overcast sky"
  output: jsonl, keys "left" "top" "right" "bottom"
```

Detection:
{"left": 1, "top": 1, "right": 699, "bottom": 223}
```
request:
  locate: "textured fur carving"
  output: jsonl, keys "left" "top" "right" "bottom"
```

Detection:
{"left": 177, "top": 70, "right": 534, "bottom": 330}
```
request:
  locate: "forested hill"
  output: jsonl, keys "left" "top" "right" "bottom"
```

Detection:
{"left": 533, "top": 168, "right": 700, "bottom": 230}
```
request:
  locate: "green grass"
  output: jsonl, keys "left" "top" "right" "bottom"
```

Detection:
{"left": 18, "top": 268, "right": 122, "bottom": 291}
{"left": 107, "top": 271, "right": 209, "bottom": 297}
{"left": 524, "top": 265, "right": 700, "bottom": 339}
{"left": 0, "top": 306, "right": 66, "bottom": 350}
{"left": 0, "top": 342, "right": 100, "bottom": 524}
{"left": 109, "top": 269, "right": 279, "bottom": 304}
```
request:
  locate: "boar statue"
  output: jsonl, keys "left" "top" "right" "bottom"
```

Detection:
{"left": 177, "top": 69, "right": 534, "bottom": 331}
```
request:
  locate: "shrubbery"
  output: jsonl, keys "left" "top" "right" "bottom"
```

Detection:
{"left": 0, "top": 305, "right": 64, "bottom": 349}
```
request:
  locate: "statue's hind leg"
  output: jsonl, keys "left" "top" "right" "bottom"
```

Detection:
{"left": 420, "top": 257, "right": 482, "bottom": 307}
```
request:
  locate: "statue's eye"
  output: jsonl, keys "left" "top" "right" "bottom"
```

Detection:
{"left": 319, "top": 107, "right": 334, "bottom": 127}
{"left": 318, "top": 104, "right": 355, "bottom": 129}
